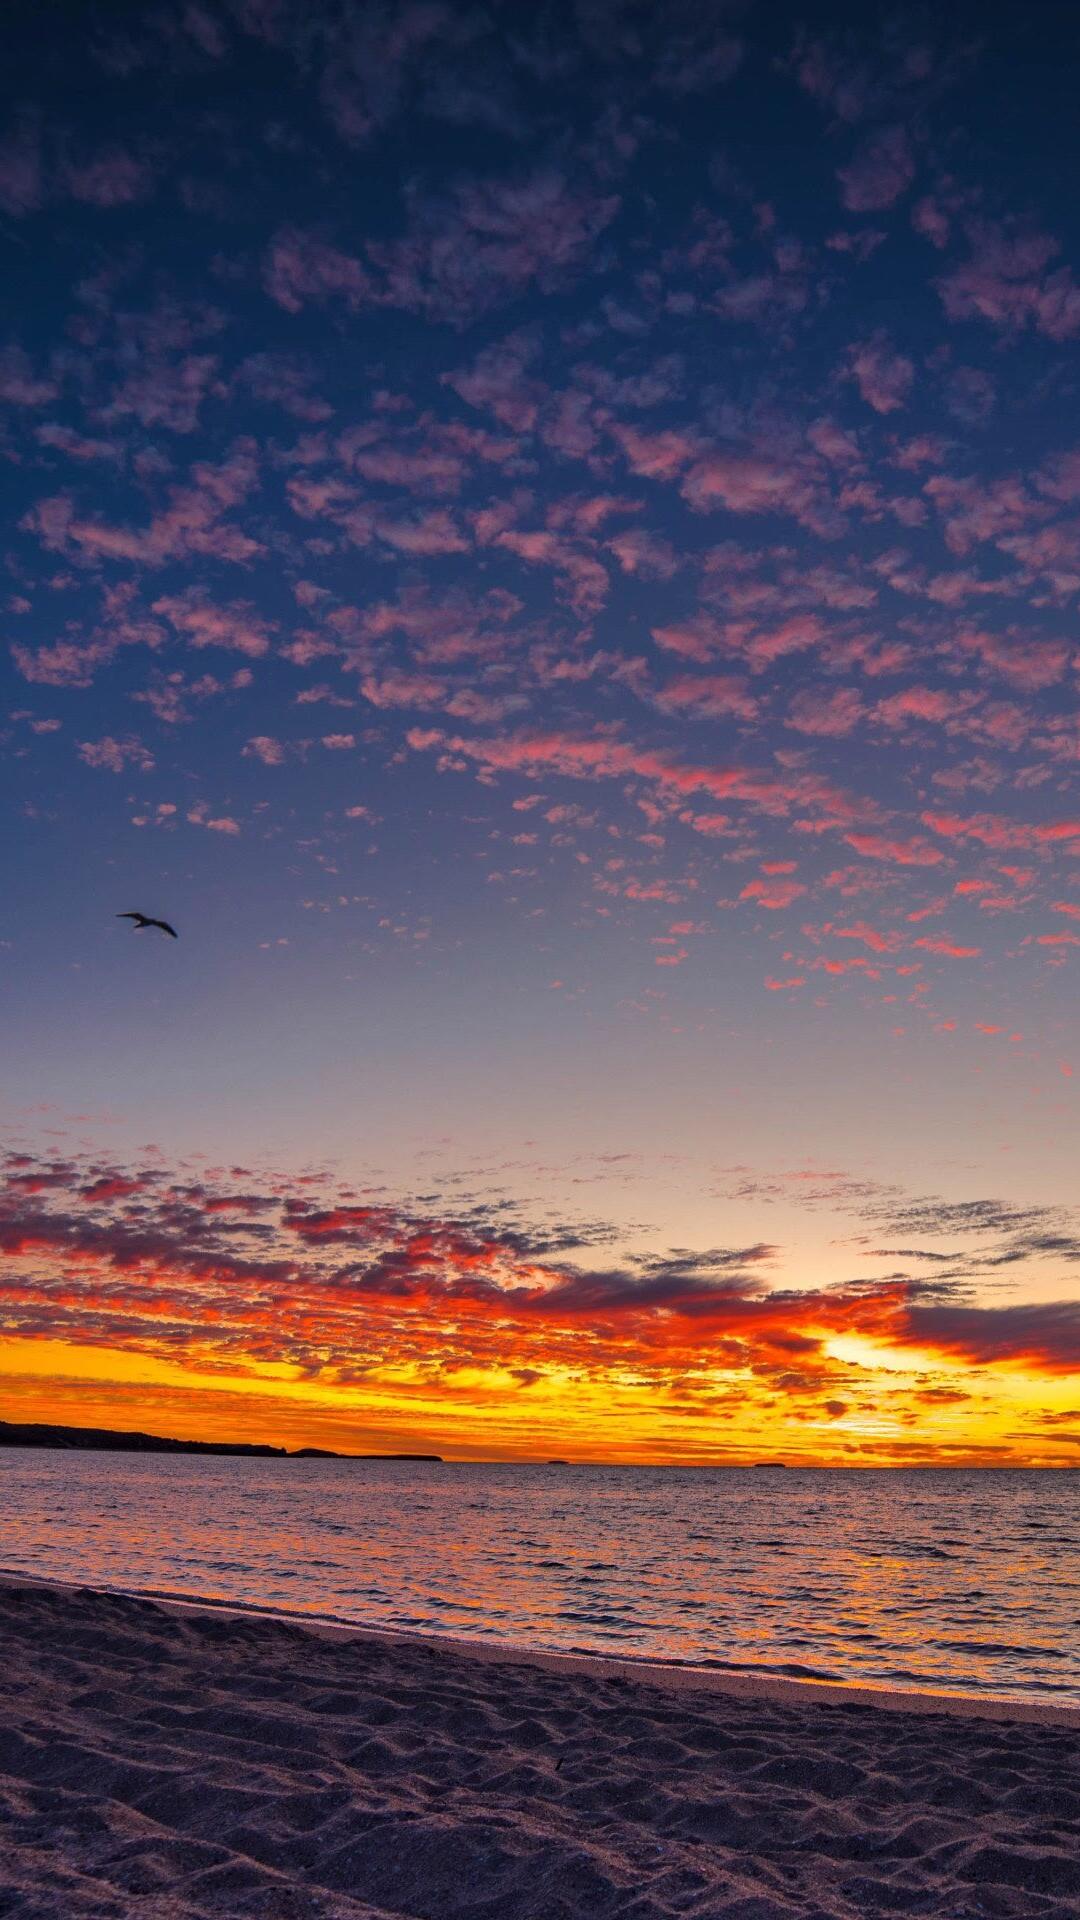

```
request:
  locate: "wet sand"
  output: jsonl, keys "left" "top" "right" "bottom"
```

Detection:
{"left": 1, "top": 1573, "right": 1077, "bottom": 1918}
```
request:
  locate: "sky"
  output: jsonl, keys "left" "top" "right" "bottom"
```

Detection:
{"left": 2, "top": 0, "right": 1078, "bottom": 1465}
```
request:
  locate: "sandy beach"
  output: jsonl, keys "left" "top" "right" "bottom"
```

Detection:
{"left": 0, "top": 1576, "right": 1077, "bottom": 1919}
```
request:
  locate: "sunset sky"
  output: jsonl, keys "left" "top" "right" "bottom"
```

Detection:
{"left": 2, "top": 0, "right": 1078, "bottom": 1464}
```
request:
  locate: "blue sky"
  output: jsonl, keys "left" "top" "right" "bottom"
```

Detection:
{"left": 1, "top": 0, "right": 1078, "bottom": 1457}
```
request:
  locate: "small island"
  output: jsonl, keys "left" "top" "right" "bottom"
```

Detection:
{"left": 0, "top": 1420, "right": 441, "bottom": 1462}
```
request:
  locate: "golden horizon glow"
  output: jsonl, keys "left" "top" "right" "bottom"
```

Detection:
{"left": 2, "top": 1331, "right": 1077, "bottom": 1468}
{"left": 1, "top": 1144, "right": 1077, "bottom": 1470}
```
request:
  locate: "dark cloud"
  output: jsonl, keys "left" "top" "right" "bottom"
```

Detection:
{"left": 2, "top": 1149, "right": 1078, "bottom": 1387}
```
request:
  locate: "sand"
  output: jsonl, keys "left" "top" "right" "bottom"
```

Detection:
{"left": 0, "top": 1575, "right": 1077, "bottom": 1920}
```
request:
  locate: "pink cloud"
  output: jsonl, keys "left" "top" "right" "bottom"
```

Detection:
{"left": 606, "top": 528, "right": 680, "bottom": 579}
{"left": 923, "top": 472, "right": 1042, "bottom": 556}
{"left": 837, "top": 126, "right": 915, "bottom": 212}
{"left": 786, "top": 686, "right": 863, "bottom": 737}
{"left": 409, "top": 726, "right": 872, "bottom": 842}
{"left": 939, "top": 221, "right": 1080, "bottom": 339}
{"left": 737, "top": 615, "right": 827, "bottom": 672}
{"left": 842, "top": 832, "right": 946, "bottom": 867}
{"left": 23, "top": 443, "right": 261, "bottom": 568}
{"left": 265, "top": 230, "right": 373, "bottom": 313}
{"left": 807, "top": 417, "right": 863, "bottom": 466}
{"left": 442, "top": 330, "right": 543, "bottom": 432}
{"left": 245, "top": 736, "right": 285, "bottom": 766}
{"left": 64, "top": 148, "right": 152, "bottom": 207}
{"left": 828, "top": 921, "right": 897, "bottom": 953}
{"left": 152, "top": 592, "right": 272, "bottom": 658}
{"left": 913, "top": 936, "right": 983, "bottom": 958}
{"left": 874, "top": 686, "right": 956, "bottom": 728}
{"left": 740, "top": 877, "right": 808, "bottom": 910}
{"left": 849, "top": 334, "right": 914, "bottom": 413}
{"left": 375, "top": 509, "right": 469, "bottom": 554}
{"left": 351, "top": 445, "right": 467, "bottom": 497}
{"left": 361, "top": 670, "right": 446, "bottom": 710}
{"left": 653, "top": 674, "right": 759, "bottom": 721}
{"left": 187, "top": 804, "right": 240, "bottom": 835}
{"left": 922, "top": 810, "right": 1080, "bottom": 852}
{"left": 0, "top": 112, "right": 42, "bottom": 216}
{"left": 0, "top": 346, "right": 58, "bottom": 407}
{"left": 950, "top": 628, "right": 1067, "bottom": 691}
{"left": 650, "top": 617, "right": 723, "bottom": 663}
{"left": 681, "top": 449, "right": 829, "bottom": 532}
{"left": 77, "top": 735, "right": 154, "bottom": 774}
{"left": 912, "top": 196, "right": 950, "bottom": 249}
{"left": 609, "top": 421, "right": 696, "bottom": 481}
{"left": 269, "top": 171, "right": 619, "bottom": 328}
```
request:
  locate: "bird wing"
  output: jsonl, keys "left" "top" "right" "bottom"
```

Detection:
{"left": 154, "top": 920, "right": 179, "bottom": 938}
{"left": 117, "top": 913, "right": 142, "bottom": 921}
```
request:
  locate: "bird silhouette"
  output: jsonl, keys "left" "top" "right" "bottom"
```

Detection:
{"left": 117, "top": 912, "right": 178, "bottom": 939}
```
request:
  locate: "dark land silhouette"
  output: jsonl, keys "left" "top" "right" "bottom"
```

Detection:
{"left": 0, "top": 1419, "right": 440, "bottom": 1461}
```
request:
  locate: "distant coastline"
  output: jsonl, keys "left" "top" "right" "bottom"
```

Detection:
{"left": 0, "top": 1419, "right": 441, "bottom": 1462}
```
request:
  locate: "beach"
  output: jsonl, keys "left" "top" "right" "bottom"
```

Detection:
{"left": 1, "top": 1576, "right": 1077, "bottom": 1920}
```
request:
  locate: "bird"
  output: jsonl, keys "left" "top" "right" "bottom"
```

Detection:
{"left": 117, "top": 912, "right": 178, "bottom": 939}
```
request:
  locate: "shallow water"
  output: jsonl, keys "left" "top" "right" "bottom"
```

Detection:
{"left": 2, "top": 1453, "right": 1077, "bottom": 1701}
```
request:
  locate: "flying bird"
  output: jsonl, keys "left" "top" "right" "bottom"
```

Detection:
{"left": 117, "top": 912, "right": 178, "bottom": 939}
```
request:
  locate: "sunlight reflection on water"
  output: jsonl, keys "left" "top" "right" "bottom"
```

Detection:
{"left": 1, "top": 1454, "right": 1077, "bottom": 1701}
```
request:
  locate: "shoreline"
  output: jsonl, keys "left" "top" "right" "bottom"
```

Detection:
{"left": 6, "top": 1566, "right": 1077, "bottom": 1728}
{"left": 3, "top": 1570, "right": 1078, "bottom": 1919}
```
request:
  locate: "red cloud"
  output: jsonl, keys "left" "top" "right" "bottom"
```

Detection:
{"left": 913, "top": 936, "right": 982, "bottom": 958}
{"left": 740, "top": 877, "right": 807, "bottom": 910}
{"left": 2, "top": 1151, "right": 1078, "bottom": 1410}
{"left": 842, "top": 832, "right": 946, "bottom": 867}
{"left": 922, "top": 810, "right": 1080, "bottom": 851}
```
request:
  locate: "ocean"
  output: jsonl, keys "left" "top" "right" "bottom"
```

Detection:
{"left": 2, "top": 1452, "right": 1076, "bottom": 1702}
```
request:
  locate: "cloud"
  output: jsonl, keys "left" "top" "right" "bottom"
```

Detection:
{"left": 837, "top": 127, "right": 914, "bottom": 212}
{"left": 22, "top": 444, "right": 261, "bottom": 568}
{"left": 152, "top": 591, "right": 273, "bottom": 658}
{"left": 407, "top": 724, "right": 874, "bottom": 839}
{"left": 267, "top": 168, "right": 619, "bottom": 327}
{"left": 77, "top": 734, "right": 154, "bottom": 773}
{"left": 245, "top": 735, "right": 286, "bottom": 766}
{"left": 653, "top": 674, "right": 759, "bottom": 721}
{"left": 912, "top": 936, "right": 982, "bottom": 958}
{"left": 442, "top": 329, "right": 544, "bottom": 432}
{"left": 264, "top": 231, "right": 373, "bottom": 313}
{"left": 0, "top": 345, "right": 58, "bottom": 407}
{"left": 849, "top": 334, "right": 914, "bottom": 414}
{"left": 4, "top": 1148, "right": 1077, "bottom": 1405}
{"left": 907, "top": 1300, "right": 1080, "bottom": 1371}
{"left": 739, "top": 876, "right": 807, "bottom": 910}
{"left": 922, "top": 810, "right": 1080, "bottom": 853}
{"left": 680, "top": 447, "right": 834, "bottom": 534}
{"left": 0, "top": 110, "right": 43, "bottom": 215}
{"left": 63, "top": 147, "right": 153, "bottom": 207}
{"left": 786, "top": 687, "right": 863, "bottom": 736}
{"left": 939, "top": 221, "right": 1080, "bottom": 339}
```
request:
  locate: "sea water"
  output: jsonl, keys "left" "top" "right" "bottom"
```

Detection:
{"left": 1, "top": 1452, "right": 1076, "bottom": 1701}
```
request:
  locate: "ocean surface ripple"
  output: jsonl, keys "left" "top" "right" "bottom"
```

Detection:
{"left": 2, "top": 1454, "right": 1076, "bottom": 1702}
